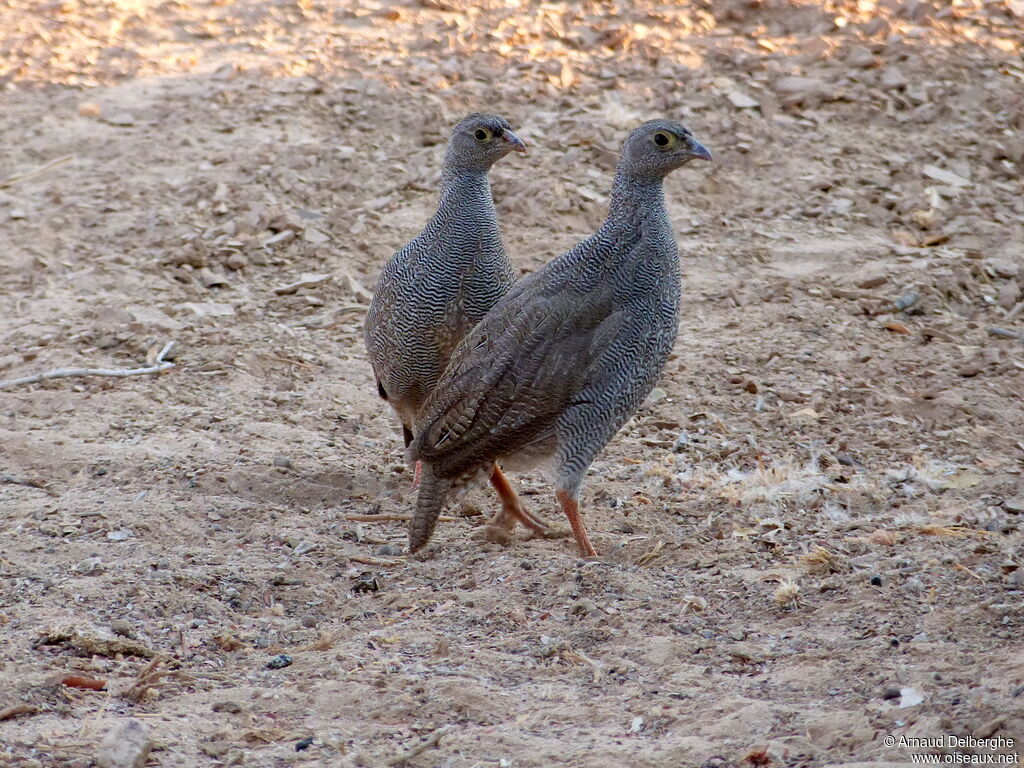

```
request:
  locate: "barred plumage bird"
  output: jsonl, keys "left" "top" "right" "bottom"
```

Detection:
{"left": 407, "top": 119, "right": 712, "bottom": 556}
{"left": 364, "top": 113, "right": 550, "bottom": 536}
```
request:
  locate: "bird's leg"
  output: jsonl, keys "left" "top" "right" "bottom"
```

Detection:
{"left": 411, "top": 461, "right": 423, "bottom": 490}
{"left": 488, "top": 464, "right": 549, "bottom": 534}
{"left": 555, "top": 489, "right": 598, "bottom": 557}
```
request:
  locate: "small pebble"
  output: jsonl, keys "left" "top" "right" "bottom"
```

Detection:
{"left": 882, "top": 687, "right": 901, "bottom": 700}
{"left": 376, "top": 544, "right": 402, "bottom": 557}
{"left": 295, "top": 737, "right": 314, "bottom": 752}
{"left": 870, "top": 574, "right": 883, "bottom": 586}
{"left": 96, "top": 719, "right": 152, "bottom": 768}
{"left": 272, "top": 455, "right": 292, "bottom": 469}
{"left": 110, "top": 619, "right": 133, "bottom": 638}
{"left": 958, "top": 361, "right": 985, "bottom": 377}
{"left": 212, "top": 701, "right": 242, "bottom": 713}
{"left": 894, "top": 291, "right": 920, "bottom": 311}
{"left": 1003, "top": 495, "right": 1024, "bottom": 514}
{"left": 267, "top": 654, "right": 292, "bottom": 670}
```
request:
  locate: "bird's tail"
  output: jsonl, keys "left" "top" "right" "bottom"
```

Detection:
{"left": 408, "top": 466, "right": 452, "bottom": 553}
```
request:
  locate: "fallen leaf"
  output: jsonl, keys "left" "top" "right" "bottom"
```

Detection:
{"left": 303, "top": 228, "right": 330, "bottom": 245}
{"left": 726, "top": 90, "right": 759, "bottom": 109}
{"left": 788, "top": 407, "right": 820, "bottom": 420}
{"left": 181, "top": 302, "right": 235, "bottom": 318}
{"left": 263, "top": 230, "right": 295, "bottom": 247}
{"left": 62, "top": 675, "right": 107, "bottom": 691}
{"left": 274, "top": 273, "right": 333, "bottom": 295}
{"left": 922, "top": 165, "right": 970, "bottom": 187}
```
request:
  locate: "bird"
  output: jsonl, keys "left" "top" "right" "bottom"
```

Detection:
{"left": 406, "top": 119, "right": 712, "bottom": 557}
{"left": 363, "top": 113, "right": 551, "bottom": 538}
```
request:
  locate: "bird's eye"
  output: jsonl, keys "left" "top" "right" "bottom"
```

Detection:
{"left": 653, "top": 131, "right": 676, "bottom": 149}
{"left": 474, "top": 128, "right": 492, "bottom": 141}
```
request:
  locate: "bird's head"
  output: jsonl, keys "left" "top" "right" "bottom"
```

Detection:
{"left": 446, "top": 113, "right": 527, "bottom": 172}
{"left": 618, "top": 119, "right": 712, "bottom": 180}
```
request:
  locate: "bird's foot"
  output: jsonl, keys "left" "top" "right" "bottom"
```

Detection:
{"left": 479, "top": 521, "right": 516, "bottom": 547}
{"left": 528, "top": 522, "right": 571, "bottom": 541}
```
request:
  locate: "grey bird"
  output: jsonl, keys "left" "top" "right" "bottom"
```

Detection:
{"left": 364, "top": 113, "right": 549, "bottom": 536}
{"left": 407, "top": 119, "right": 712, "bottom": 556}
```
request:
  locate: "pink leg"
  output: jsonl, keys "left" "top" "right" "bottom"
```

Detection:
{"left": 411, "top": 460, "right": 422, "bottom": 490}
{"left": 489, "top": 464, "right": 549, "bottom": 534}
{"left": 555, "top": 489, "right": 598, "bottom": 557}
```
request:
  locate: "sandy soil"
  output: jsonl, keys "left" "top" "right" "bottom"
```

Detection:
{"left": 1, "top": 1, "right": 1023, "bottom": 766}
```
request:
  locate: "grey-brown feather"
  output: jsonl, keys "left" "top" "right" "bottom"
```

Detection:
{"left": 408, "top": 119, "right": 710, "bottom": 550}
{"left": 363, "top": 114, "right": 520, "bottom": 436}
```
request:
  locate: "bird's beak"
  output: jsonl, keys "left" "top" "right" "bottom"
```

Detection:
{"left": 685, "top": 137, "right": 712, "bottom": 162}
{"left": 501, "top": 129, "right": 528, "bottom": 155}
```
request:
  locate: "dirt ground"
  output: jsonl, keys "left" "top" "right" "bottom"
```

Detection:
{"left": 1, "top": 1, "right": 1023, "bottom": 766}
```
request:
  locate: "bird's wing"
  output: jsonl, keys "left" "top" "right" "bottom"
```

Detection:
{"left": 412, "top": 279, "right": 624, "bottom": 473}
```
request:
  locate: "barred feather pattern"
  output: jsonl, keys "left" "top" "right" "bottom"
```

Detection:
{"left": 364, "top": 137, "right": 517, "bottom": 435}
{"left": 413, "top": 173, "right": 679, "bottom": 481}
{"left": 409, "top": 119, "right": 709, "bottom": 550}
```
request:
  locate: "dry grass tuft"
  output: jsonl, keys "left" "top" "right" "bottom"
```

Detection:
{"left": 799, "top": 545, "right": 845, "bottom": 574}
{"left": 773, "top": 577, "right": 801, "bottom": 608}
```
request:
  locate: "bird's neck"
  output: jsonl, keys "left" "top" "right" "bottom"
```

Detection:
{"left": 437, "top": 167, "right": 493, "bottom": 212}
{"left": 607, "top": 170, "right": 666, "bottom": 220}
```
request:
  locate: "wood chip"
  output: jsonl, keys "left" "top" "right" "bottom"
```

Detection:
{"left": 0, "top": 705, "right": 39, "bottom": 721}
{"left": 921, "top": 327, "right": 955, "bottom": 342}
{"left": 62, "top": 675, "right": 107, "bottom": 691}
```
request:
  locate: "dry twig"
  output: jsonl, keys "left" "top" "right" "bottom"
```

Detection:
{"left": 0, "top": 473, "right": 46, "bottom": 489}
{"left": 345, "top": 513, "right": 457, "bottom": 523}
{"left": 0, "top": 342, "right": 175, "bottom": 390}
{"left": 635, "top": 540, "right": 666, "bottom": 566}
{"left": 0, "top": 154, "right": 74, "bottom": 188}
{"left": 349, "top": 555, "right": 404, "bottom": 568}
{"left": 384, "top": 725, "right": 455, "bottom": 766}
{"left": 122, "top": 657, "right": 190, "bottom": 702}
{"left": 0, "top": 704, "right": 39, "bottom": 721}
{"left": 988, "top": 327, "right": 1024, "bottom": 342}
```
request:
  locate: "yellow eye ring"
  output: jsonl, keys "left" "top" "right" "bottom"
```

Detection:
{"left": 653, "top": 131, "right": 676, "bottom": 149}
{"left": 474, "top": 128, "right": 492, "bottom": 141}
